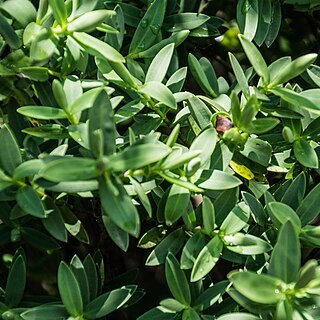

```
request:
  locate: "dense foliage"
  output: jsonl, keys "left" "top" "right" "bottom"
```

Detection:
{"left": 1, "top": 0, "right": 320, "bottom": 319}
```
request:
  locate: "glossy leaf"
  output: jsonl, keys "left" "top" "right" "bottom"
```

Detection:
{"left": 180, "top": 231, "right": 209, "bottom": 270}
{"left": 229, "top": 271, "right": 284, "bottom": 304}
{"left": 129, "top": 0, "right": 166, "bottom": 54}
{"left": 191, "top": 235, "right": 223, "bottom": 282}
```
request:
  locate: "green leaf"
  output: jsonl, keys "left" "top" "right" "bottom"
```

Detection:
{"left": 269, "top": 220, "right": 300, "bottom": 283}
{"left": 220, "top": 202, "right": 250, "bottom": 235}
{"left": 70, "top": 255, "right": 90, "bottom": 307}
{"left": 68, "top": 10, "right": 115, "bottom": 32}
{"left": 187, "top": 96, "right": 213, "bottom": 130}
{"left": 198, "top": 170, "right": 242, "bottom": 190}
{"left": 243, "top": 192, "right": 267, "bottom": 226}
{"left": 182, "top": 309, "right": 201, "bottom": 320}
{"left": 0, "top": 13, "right": 21, "bottom": 49}
{"left": 16, "top": 186, "right": 47, "bottom": 218}
{"left": 217, "top": 313, "right": 261, "bottom": 320}
{"left": 89, "top": 89, "right": 116, "bottom": 157}
{"left": 42, "top": 200, "right": 68, "bottom": 242}
{"left": 0, "top": 124, "right": 22, "bottom": 175}
{"left": 165, "top": 184, "right": 190, "bottom": 226}
{"left": 40, "top": 157, "right": 100, "bottom": 182}
{"left": 133, "top": 30, "right": 189, "bottom": 59}
{"left": 228, "top": 53, "right": 249, "bottom": 95}
{"left": 293, "top": 139, "right": 318, "bottom": 168}
{"left": 229, "top": 271, "right": 284, "bottom": 304}
{"left": 254, "top": 0, "right": 272, "bottom": 46}
{"left": 269, "top": 53, "right": 317, "bottom": 87}
{"left": 129, "top": 177, "right": 152, "bottom": 218}
{"left": 191, "top": 235, "right": 223, "bottom": 282}
{"left": 243, "top": 0, "right": 259, "bottom": 41}
{"left": 164, "top": 13, "right": 210, "bottom": 32}
{"left": 146, "top": 228, "right": 185, "bottom": 266}
{"left": 61, "top": 206, "right": 90, "bottom": 244}
{"left": 240, "top": 137, "right": 272, "bottom": 167}
{"left": 137, "top": 307, "right": 176, "bottom": 320}
{"left": 72, "top": 32, "right": 124, "bottom": 63}
{"left": 270, "top": 86, "right": 319, "bottom": 112}
{"left": 160, "top": 149, "right": 201, "bottom": 171}
{"left": 21, "top": 227, "right": 61, "bottom": 251}
{"left": 160, "top": 298, "right": 185, "bottom": 312}
{"left": 297, "top": 184, "right": 320, "bottom": 226}
{"left": 166, "top": 252, "right": 191, "bottom": 306}
{"left": 188, "top": 54, "right": 217, "bottom": 97}
{"left": 265, "top": 0, "right": 281, "bottom": 47}
{"left": 102, "top": 215, "right": 129, "bottom": 252}
{"left": 194, "top": 281, "right": 229, "bottom": 311}
{"left": 83, "top": 254, "right": 98, "bottom": 301}
{"left": 138, "top": 225, "right": 166, "bottom": 249}
{"left": 281, "top": 172, "right": 306, "bottom": 210}
{"left": 224, "top": 233, "right": 272, "bottom": 255}
{"left": 180, "top": 231, "right": 209, "bottom": 270}
{"left": 58, "top": 262, "right": 83, "bottom": 316}
{"left": 21, "top": 305, "right": 69, "bottom": 320}
{"left": 17, "top": 106, "right": 67, "bottom": 120}
{"left": 5, "top": 256, "right": 26, "bottom": 307}
{"left": 99, "top": 176, "right": 140, "bottom": 237}
{"left": 48, "top": 0, "right": 67, "bottom": 28}
{"left": 19, "top": 66, "right": 49, "bottom": 81}
{"left": 0, "top": 0, "right": 36, "bottom": 27}
{"left": 267, "top": 202, "right": 301, "bottom": 231}
{"left": 146, "top": 43, "right": 175, "bottom": 83}
{"left": 238, "top": 34, "right": 270, "bottom": 85}
{"left": 246, "top": 118, "right": 280, "bottom": 134}
{"left": 109, "top": 142, "right": 170, "bottom": 172}
{"left": 139, "top": 82, "right": 177, "bottom": 109}
{"left": 295, "top": 259, "right": 317, "bottom": 289}
{"left": 202, "top": 196, "right": 215, "bottom": 235}
{"left": 129, "top": 0, "right": 167, "bottom": 54}
{"left": 85, "top": 288, "right": 133, "bottom": 319}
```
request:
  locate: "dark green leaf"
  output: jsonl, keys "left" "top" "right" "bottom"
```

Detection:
{"left": 293, "top": 139, "right": 318, "bottom": 168}
{"left": 0, "top": 124, "right": 22, "bottom": 175}
{"left": 166, "top": 252, "right": 191, "bottom": 306}
{"left": 129, "top": 0, "right": 166, "bottom": 54}
{"left": 16, "top": 186, "right": 47, "bottom": 218}
{"left": 165, "top": 184, "right": 190, "bottom": 226}
{"left": 269, "top": 220, "right": 300, "bottom": 283}
{"left": 191, "top": 236, "right": 223, "bottom": 282}
{"left": 58, "top": 262, "right": 83, "bottom": 316}
{"left": 146, "top": 228, "right": 185, "bottom": 266}
{"left": 85, "top": 288, "right": 133, "bottom": 319}
{"left": 99, "top": 176, "right": 140, "bottom": 237}
{"left": 297, "top": 184, "right": 320, "bottom": 226}
{"left": 5, "top": 256, "right": 26, "bottom": 307}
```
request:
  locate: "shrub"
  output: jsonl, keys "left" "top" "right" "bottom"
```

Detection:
{"left": 0, "top": 0, "right": 320, "bottom": 319}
